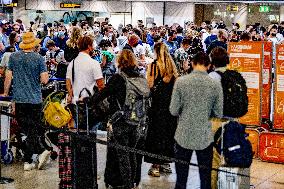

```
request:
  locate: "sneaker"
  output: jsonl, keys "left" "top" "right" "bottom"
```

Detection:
{"left": 24, "top": 162, "right": 36, "bottom": 171}
{"left": 160, "top": 164, "right": 172, "bottom": 173}
{"left": 38, "top": 150, "right": 51, "bottom": 170}
{"left": 148, "top": 167, "right": 160, "bottom": 177}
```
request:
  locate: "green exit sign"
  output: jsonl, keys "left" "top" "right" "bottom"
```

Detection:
{"left": 259, "top": 6, "right": 270, "bottom": 12}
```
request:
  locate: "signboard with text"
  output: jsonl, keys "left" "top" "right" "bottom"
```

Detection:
{"left": 262, "top": 42, "right": 272, "bottom": 119}
{"left": 228, "top": 42, "right": 263, "bottom": 126}
{"left": 274, "top": 45, "right": 284, "bottom": 130}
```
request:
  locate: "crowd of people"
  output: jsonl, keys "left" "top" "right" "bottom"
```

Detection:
{"left": 0, "top": 16, "right": 284, "bottom": 189}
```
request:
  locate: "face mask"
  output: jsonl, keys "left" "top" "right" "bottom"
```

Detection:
{"left": 54, "top": 32, "right": 58, "bottom": 36}
{"left": 271, "top": 33, "right": 277, "bottom": 37}
{"left": 58, "top": 31, "right": 65, "bottom": 37}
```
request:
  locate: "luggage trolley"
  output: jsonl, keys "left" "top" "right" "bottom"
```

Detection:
{"left": 0, "top": 96, "right": 14, "bottom": 184}
{"left": 0, "top": 97, "right": 14, "bottom": 164}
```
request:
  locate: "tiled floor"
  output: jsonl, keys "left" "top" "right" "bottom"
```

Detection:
{"left": 0, "top": 133, "right": 284, "bottom": 189}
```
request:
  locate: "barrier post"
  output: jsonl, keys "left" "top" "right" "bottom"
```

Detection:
{"left": 273, "top": 44, "right": 284, "bottom": 130}
{"left": 262, "top": 42, "right": 273, "bottom": 120}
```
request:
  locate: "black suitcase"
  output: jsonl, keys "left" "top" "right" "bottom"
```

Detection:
{"left": 58, "top": 101, "right": 98, "bottom": 189}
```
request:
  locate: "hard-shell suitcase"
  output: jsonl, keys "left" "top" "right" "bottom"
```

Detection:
{"left": 245, "top": 128, "right": 259, "bottom": 158}
{"left": 218, "top": 167, "right": 250, "bottom": 189}
{"left": 218, "top": 167, "right": 240, "bottom": 189}
{"left": 217, "top": 121, "right": 251, "bottom": 189}
{"left": 58, "top": 101, "right": 97, "bottom": 189}
{"left": 245, "top": 127, "right": 266, "bottom": 159}
{"left": 259, "top": 131, "right": 284, "bottom": 163}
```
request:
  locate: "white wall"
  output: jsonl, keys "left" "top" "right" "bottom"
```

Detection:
{"left": 280, "top": 5, "right": 284, "bottom": 22}
{"left": 164, "top": 2, "right": 194, "bottom": 27}
{"left": 233, "top": 4, "right": 248, "bottom": 31}
{"left": 131, "top": 2, "right": 164, "bottom": 26}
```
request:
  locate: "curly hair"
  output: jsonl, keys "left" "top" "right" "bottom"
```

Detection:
{"left": 67, "top": 26, "right": 82, "bottom": 48}
{"left": 99, "top": 39, "right": 112, "bottom": 48}
{"left": 117, "top": 49, "right": 138, "bottom": 70}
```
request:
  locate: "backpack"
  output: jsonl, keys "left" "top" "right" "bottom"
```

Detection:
{"left": 117, "top": 72, "right": 151, "bottom": 127}
{"left": 64, "top": 45, "right": 79, "bottom": 62}
{"left": 216, "top": 70, "right": 248, "bottom": 118}
{"left": 51, "top": 49, "right": 68, "bottom": 79}
{"left": 214, "top": 121, "right": 253, "bottom": 168}
{"left": 43, "top": 91, "right": 72, "bottom": 128}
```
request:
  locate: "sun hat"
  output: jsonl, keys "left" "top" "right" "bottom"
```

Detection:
{"left": 19, "top": 32, "right": 41, "bottom": 50}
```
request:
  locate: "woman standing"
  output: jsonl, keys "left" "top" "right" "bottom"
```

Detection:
{"left": 64, "top": 26, "right": 82, "bottom": 62}
{"left": 145, "top": 42, "right": 179, "bottom": 177}
{"left": 95, "top": 49, "right": 148, "bottom": 189}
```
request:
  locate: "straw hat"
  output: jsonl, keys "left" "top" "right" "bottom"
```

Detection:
{"left": 19, "top": 32, "right": 41, "bottom": 50}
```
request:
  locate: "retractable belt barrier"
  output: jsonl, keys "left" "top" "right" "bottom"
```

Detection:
{"left": 1, "top": 109, "right": 284, "bottom": 186}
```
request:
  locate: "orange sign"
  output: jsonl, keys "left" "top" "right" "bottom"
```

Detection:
{"left": 262, "top": 42, "right": 272, "bottom": 119}
{"left": 274, "top": 44, "right": 284, "bottom": 130}
{"left": 228, "top": 42, "right": 263, "bottom": 126}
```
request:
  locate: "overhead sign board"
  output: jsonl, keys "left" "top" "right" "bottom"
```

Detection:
{"left": 60, "top": 3, "right": 81, "bottom": 8}
{"left": 259, "top": 6, "right": 270, "bottom": 13}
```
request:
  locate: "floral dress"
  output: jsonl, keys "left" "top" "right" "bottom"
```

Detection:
{"left": 174, "top": 48, "right": 189, "bottom": 75}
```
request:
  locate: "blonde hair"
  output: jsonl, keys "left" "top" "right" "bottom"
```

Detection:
{"left": 117, "top": 49, "right": 138, "bottom": 70}
{"left": 67, "top": 26, "right": 82, "bottom": 48}
{"left": 147, "top": 42, "right": 178, "bottom": 88}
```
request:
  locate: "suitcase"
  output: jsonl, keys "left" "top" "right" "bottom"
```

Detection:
{"left": 259, "top": 132, "right": 284, "bottom": 163}
{"left": 217, "top": 122, "right": 251, "bottom": 189}
{"left": 218, "top": 167, "right": 240, "bottom": 189}
{"left": 245, "top": 128, "right": 259, "bottom": 158}
{"left": 218, "top": 167, "right": 250, "bottom": 189}
{"left": 58, "top": 101, "right": 97, "bottom": 189}
{"left": 245, "top": 127, "right": 266, "bottom": 159}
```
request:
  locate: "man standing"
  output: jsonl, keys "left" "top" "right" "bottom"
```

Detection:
{"left": 3, "top": 32, "right": 49, "bottom": 171}
{"left": 66, "top": 36, "right": 104, "bottom": 105}
{"left": 170, "top": 52, "right": 223, "bottom": 189}
{"left": 164, "top": 30, "right": 178, "bottom": 58}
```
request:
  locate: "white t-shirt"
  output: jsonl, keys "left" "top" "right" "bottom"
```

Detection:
{"left": 268, "top": 34, "right": 284, "bottom": 60}
{"left": 66, "top": 52, "right": 103, "bottom": 102}
{"left": 133, "top": 44, "right": 147, "bottom": 75}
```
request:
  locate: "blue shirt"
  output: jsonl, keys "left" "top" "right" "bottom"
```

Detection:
{"left": 176, "top": 35, "right": 184, "bottom": 49}
{"left": 54, "top": 36, "right": 68, "bottom": 51}
{"left": 8, "top": 51, "right": 47, "bottom": 104}
{"left": 204, "top": 35, "right": 218, "bottom": 49}
{"left": 164, "top": 40, "right": 178, "bottom": 56}
{"left": 146, "top": 33, "right": 154, "bottom": 48}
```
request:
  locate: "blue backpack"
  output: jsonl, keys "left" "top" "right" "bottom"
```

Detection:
{"left": 214, "top": 121, "right": 253, "bottom": 168}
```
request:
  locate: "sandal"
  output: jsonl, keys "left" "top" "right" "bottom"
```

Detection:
{"left": 160, "top": 164, "right": 172, "bottom": 173}
{"left": 148, "top": 167, "right": 160, "bottom": 177}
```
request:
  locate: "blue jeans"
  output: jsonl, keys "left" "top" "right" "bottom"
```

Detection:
{"left": 174, "top": 142, "right": 213, "bottom": 189}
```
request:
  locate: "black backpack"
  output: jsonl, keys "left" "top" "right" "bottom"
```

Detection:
{"left": 64, "top": 45, "right": 79, "bottom": 62}
{"left": 216, "top": 70, "right": 248, "bottom": 118}
{"left": 214, "top": 121, "right": 253, "bottom": 168}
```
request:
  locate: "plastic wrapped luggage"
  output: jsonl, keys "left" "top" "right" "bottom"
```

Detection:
{"left": 259, "top": 132, "right": 284, "bottom": 163}
{"left": 218, "top": 167, "right": 240, "bottom": 189}
{"left": 58, "top": 100, "right": 97, "bottom": 189}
